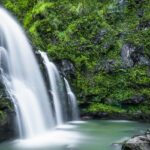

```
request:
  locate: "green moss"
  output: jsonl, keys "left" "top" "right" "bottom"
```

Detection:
{"left": 24, "top": 2, "right": 55, "bottom": 28}
{"left": 0, "top": 111, "right": 7, "bottom": 124}
{"left": 0, "top": 98, "right": 13, "bottom": 124}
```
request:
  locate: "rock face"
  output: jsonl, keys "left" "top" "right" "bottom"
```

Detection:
{"left": 0, "top": 71, "right": 17, "bottom": 142}
{"left": 122, "top": 132, "right": 150, "bottom": 150}
{"left": 121, "top": 96, "right": 145, "bottom": 106}
{"left": 121, "top": 43, "right": 149, "bottom": 67}
{"left": 54, "top": 59, "right": 76, "bottom": 79}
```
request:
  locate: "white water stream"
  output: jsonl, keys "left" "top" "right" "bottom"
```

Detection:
{"left": 0, "top": 8, "right": 54, "bottom": 138}
{"left": 39, "top": 51, "right": 64, "bottom": 125}
{"left": 64, "top": 78, "right": 79, "bottom": 120}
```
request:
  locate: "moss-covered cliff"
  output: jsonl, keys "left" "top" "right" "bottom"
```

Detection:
{"left": 1, "top": 0, "right": 150, "bottom": 118}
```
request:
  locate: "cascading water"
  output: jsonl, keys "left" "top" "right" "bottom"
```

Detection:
{"left": 0, "top": 8, "right": 55, "bottom": 138}
{"left": 64, "top": 78, "right": 79, "bottom": 120}
{"left": 39, "top": 51, "right": 64, "bottom": 125}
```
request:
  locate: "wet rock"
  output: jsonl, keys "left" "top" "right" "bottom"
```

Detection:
{"left": 81, "top": 112, "right": 109, "bottom": 120}
{"left": 0, "top": 76, "right": 17, "bottom": 142}
{"left": 54, "top": 59, "right": 76, "bottom": 79}
{"left": 122, "top": 132, "right": 150, "bottom": 150}
{"left": 0, "top": 47, "right": 9, "bottom": 74}
{"left": 0, "top": 110, "right": 17, "bottom": 142}
{"left": 81, "top": 115, "right": 92, "bottom": 120}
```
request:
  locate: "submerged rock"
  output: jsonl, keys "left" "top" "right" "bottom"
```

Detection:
{"left": 122, "top": 131, "right": 150, "bottom": 150}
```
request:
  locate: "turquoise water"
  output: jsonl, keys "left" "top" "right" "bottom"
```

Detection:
{"left": 0, "top": 120, "right": 149, "bottom": 150}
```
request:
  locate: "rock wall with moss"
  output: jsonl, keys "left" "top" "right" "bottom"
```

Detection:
{"left": 1, "top": 0, "right": 150, "bottom": 118}
{"left": 0, "top": 74, "right": 17, "bottom": 141}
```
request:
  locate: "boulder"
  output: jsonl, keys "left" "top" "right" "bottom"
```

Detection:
{"left": 122, "top": 132, "right": 150, "bottom": 150}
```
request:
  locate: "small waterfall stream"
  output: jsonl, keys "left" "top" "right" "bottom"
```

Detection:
{"left": 64, "top": 78, "right": 79, "bottom": 120}
{"left": 39, "top": 51, "right": 64, "bottom": 125}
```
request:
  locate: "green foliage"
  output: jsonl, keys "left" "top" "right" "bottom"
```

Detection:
{"left": 2, "top": 0, "right": 150, "bottom": 115}
{"left": 87, "top": 103, "right": 125, "bottom": 114}
{"left": 127, "top": 104, "right": 150, "bottom": 114}
{"left": 0, "top": 111, "right": 7, "bottom": 124}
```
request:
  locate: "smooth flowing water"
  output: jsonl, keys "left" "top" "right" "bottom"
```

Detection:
{"left": 0, "top": 8, "right": 54, "bottom": 138}
{"left": 64, "top": 78, "right": 79, "bottom": 120}
{"left": 39, "top": 51, "right": 64, "bottom": 125}
{"left": 0, "top": 120, "right": 149, "bottom": 150}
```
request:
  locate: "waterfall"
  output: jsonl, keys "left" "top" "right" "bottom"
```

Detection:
{"left": 0, "top": 7, "right": 79, "bottom": 140}
{"left": 0, "top": 8, "right": 55, "bottom": 138}
{"left": 38, "top": 51, "right": 79, "bottom": 122}
{"left": 64, "top": 78, "right": 79, "bottom": 121}
{"left": 38, "top": 51, "right": 64, "bottom": 125}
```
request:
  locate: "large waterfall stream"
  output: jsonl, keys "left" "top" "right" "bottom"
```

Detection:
{"left": 0, "top": 7, "right": 55, "bottom": 138}
{"left": 0, "top": 7, "right": 79, "bottom": 139}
